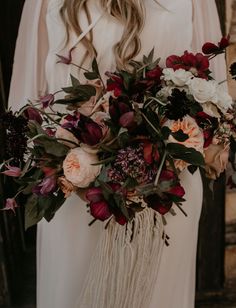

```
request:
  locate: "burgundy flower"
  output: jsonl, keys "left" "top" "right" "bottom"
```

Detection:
{"left": 166, "top": 51, "right": 209, "bottom": 78}
{"left": 145, "top": 194, "right": 173, "bottom": 215}
{"left": 143, "top": 142, "right": 159, "bottom": 165}
{"left": 202, "top": 36, "right": 230, "bottom": 55}
{"left": 39, "top": 94, "right": 55, "bottom": 108}
{"left": 1, "top": 198, "right": 19, "bottom": 215}
{"left": 202, "top": 42, "right": 219, "bottom": 55}
{"left": 86, "top": 187, "right": 104, "bottom": 203}
{"left": 62, "top": 113, "right": 103, "bottom": 146}
{"left": 106, "top": 72, "right": 123, "bottom": 97}
{"left": 33, "top": 176, "right": 57, "bottom": 196}
{"left": 119, "top": 111, "right": 136, "bottom": 130}
{"left": 109, "top": 99, "right": 131, "bottom": 123}
{"left": 24, "top": 107, "right": 43, "bottom": 125}
{"left": 56, "top": 47, "right": 75, "bottom": 65}
{"left": 1, "top": 164, "right": 21, "bottom": 177}
{"left": 168, "top": 185, "right": 185, "bottom": 198}
{"left": 146, "top": 65, "right": 162, "bottom": 83}
{"left": 90, "top": 200, "right": 112, "bottom": 221}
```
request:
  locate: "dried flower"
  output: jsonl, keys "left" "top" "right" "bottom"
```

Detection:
{"left": 1, "top": 164, "right": 21, "bottom": 177}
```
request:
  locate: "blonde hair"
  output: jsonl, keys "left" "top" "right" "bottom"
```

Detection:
{"left": 60, "top": 0, "right": 145, "bottom": 69}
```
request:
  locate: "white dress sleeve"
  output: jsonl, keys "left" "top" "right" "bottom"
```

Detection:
{"left": 192, "top": 0, "right": 227, "bottom": 83}
{"left": 8, "top": 0, "right": 49, "bottom": 110}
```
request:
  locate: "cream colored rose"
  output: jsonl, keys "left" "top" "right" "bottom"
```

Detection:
{"left": 215, "top": 84, "right": 233, "bottom": 114}
{"left": 204, "top": 143, "right": 229, "bottom": 179}
{"left": 164, "top": 115, "right": 204, "bottom": 171}
{"left": 63, "top": 147, "right": 101, "bottom": 188}
{"left": 55, "top": 119, "right": 79, "bottom": 148}
{"left": 163, "top": 68, "right": 193, "bottom": 87}
{"left": 188, "top": 77, "right": 218, "bottom": 104}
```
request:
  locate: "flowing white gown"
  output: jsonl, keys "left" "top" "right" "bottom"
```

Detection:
{"left": 9, "top": 0, "right": 226, "bottom": 307}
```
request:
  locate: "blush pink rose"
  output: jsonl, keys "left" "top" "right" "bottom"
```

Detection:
{"left": 63, "top": 147, "right": 101, "bottom": 188}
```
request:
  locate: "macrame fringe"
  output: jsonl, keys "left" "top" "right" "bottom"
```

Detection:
{"left": 76, "top": 207, "right": 164, "bottom": 308}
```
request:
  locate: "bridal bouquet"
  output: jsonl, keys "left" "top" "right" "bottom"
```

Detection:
{"left": 1, "top": 37, "right": 235, "bottom": 228}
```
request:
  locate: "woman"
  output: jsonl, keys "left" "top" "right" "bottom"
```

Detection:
{"left": 9, "top": 1, "right": 226, "bottom": 307}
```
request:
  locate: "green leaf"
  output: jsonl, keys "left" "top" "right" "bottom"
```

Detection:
{"left": 161, "top": 126, "right": 171, "bottom": 139}
{"left": 25, "top": 195, "right": 44, "bottom": 230}
{"left": 113, "top": 193, "right": 130, "bottom": 220}
{"left": 84, "top": 72, "right": 99, "bottom": 80}
{"left": 42, "top": 191, "right": 66, "bottom": 222}
{"left": 171, "top": 129, "right": 189, "bottom": 142}
{"left": 167, "top": 143, "right": 205, "bottom": 166}
{"left": 37, "top": 137, "right": 69, "bottom": 157}
{"left": 92, "top": 58, "right": 99, "bottom": 75}
{"left": 70, "top": 74, "right": 80, "bottom": 87}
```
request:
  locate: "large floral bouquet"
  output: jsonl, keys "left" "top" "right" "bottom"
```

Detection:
{"left": 1, "top": 37, "right": 236, "bottom": 229}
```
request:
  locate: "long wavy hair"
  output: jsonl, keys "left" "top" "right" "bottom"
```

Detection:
{"left": 60, "top": 0, "right": 146, "bottom": 69}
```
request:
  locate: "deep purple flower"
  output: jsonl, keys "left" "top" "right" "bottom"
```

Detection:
{"left": 109, "top": 98, "right": 131, "bottom": 123}
{"left": 119, "top": 111, "right": 136, "bottom": 130}
{"left": 39, "top": 94, "right": 55, "bottom": 108}
{"left": 33, "top": 176, "right": 57, "bottom": 196}
{"left": 56, "top": 47, "right": 75, "bottom": 65}
{"left": 24, "top": 107, "right": 43, "bottom": 125}
{"left": 62, "top": 113, "right": 103, "bottom": 146}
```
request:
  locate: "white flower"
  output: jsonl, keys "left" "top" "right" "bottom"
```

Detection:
{"left": 215, "top": 84, "right": 233, "bottom": 114}
{"left": 162, "top": 68, "right": 193, "bottom": 87}
{"left": 63, "top": 147, "right": 101, "bottom": 188}
{"left": 55, "top": 119, "right": 79, "bottom": 148}
{"left": 188, "top": 77, "right": 218, "bottom": 104}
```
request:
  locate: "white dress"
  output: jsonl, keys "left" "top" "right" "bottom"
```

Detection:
{"left": 9, "top": 1, "right": 226, "bottom": 307}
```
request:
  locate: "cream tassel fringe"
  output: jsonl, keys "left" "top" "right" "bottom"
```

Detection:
{"left": 76, "top": 207, "right": 164, "bottom": 308}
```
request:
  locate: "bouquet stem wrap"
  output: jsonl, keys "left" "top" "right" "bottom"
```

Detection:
{"left": 76, "top": 208, "right": 164, "bottom": 308}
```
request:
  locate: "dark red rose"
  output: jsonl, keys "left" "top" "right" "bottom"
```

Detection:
{"left": 159, "top": 169, "right": 176, "bottom": 181}
{"left": 90, "top": 200, "right": 112, "bottom": 221}
{"left": 146, "top": 65, "right": 162, "bottom": 83}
